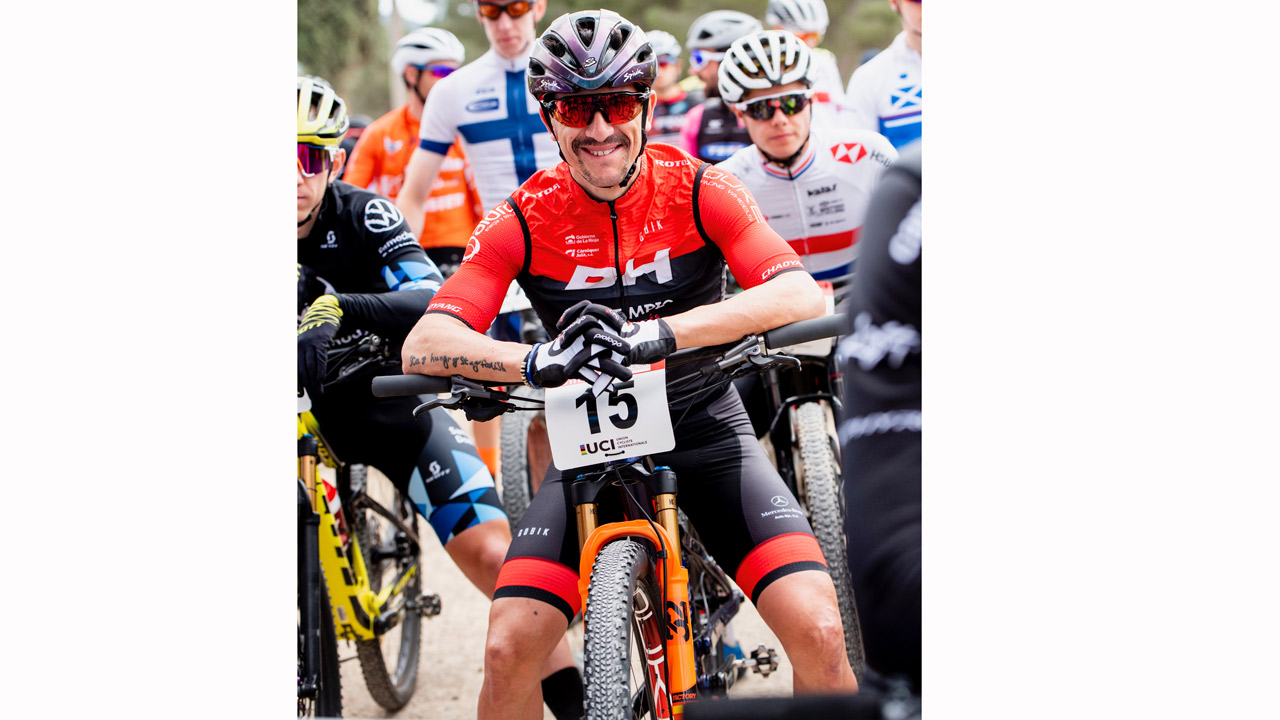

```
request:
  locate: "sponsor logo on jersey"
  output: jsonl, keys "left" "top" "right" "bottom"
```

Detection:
{"left": 429, "top": 301, "right": 466, "bottom": 314}
{"left": 565, "top": 248, "right": 673, "bottom": 290}
{"left": 760, "top": 258, "right": 803, "bottom": 280}
{"left": 322, "top": 230, "right": 338, "bottom": 249}
{"left": 521, "top": 183, "right": 560, "bottom": 200}
{"left": 462, "top": 236, "right": 481, "bottom": 263}
{"left": 363, "top": 198, "right": 405, "bottom": 232}
{"left": 383, "top": 136, "right": 405, "bottom": 155}
{"left": 628, "top": 299, "right": 673, "bottom": 319}
{"left": 838, "top": 409, "right": 922, "bottom": 442}
{"left": 830, "top": 142, "right": 868, "bottom": 165}
{"left": 654, "top": 157, "right": 684, "bottom": 167}
{"left": 806, "top": 183, "right": 837, "bottom": 197}
{"left": 466, "top": 98, "right": 501, "bottom": 113}
{"left": 377, "top": 230, "right": 416, "bottom": 256}
{"left": 472, "top": 203, "right": 511, "bottom": 239}
{"left": 563, "top": 233, "right": 600, "bottom": 244}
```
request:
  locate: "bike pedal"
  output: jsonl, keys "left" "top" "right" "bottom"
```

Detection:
{"left": 413, "top": 591, "right": 442, "bottom": 618}
{"left": 738, "top": 644, "right": 779, "bottom": 677}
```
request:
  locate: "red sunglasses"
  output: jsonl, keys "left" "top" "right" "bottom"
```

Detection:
{"left": 540, "top": 91, "right": 649, "bottom": 128}
{"left": 476, "top": 1, "right": 533, "bottom": 20}
{"left": 415, "top": 63, "right": 458, "bottom": 78}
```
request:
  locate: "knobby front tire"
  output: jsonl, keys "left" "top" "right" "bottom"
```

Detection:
{"left": 795, "top": 400, "right": 867, "bottom": 683}
{"left": 583, "top": 539, "right": 668, "bottom": 720}
{"left": 498, "top": 398, "right": 540, "bottom": 528}
{"left": 352, "top": 466, "right": 423, "bottom": 711}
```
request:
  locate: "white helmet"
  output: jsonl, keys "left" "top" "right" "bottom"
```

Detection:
{"left": 646, "top": 30, "right": 682, "bottom": 60}
{"left": 686, "top": 10, "right": 763, "bottom": 51}
{"left": 390, "top": 27, "right": 466, "bottom": 79}
{"left": 765, "top": 0, "right": 830, "bottom": 35}
{"left": 717, "top": 30, "right": 814, "bottom": 104}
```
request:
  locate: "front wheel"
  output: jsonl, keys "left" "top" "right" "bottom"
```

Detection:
{"left": 351, "top": 466, "right": 423, "bottom": 711}
{"left": 583, "top": 539, "right": 669, "bottom": 720}
{"left": 795, "top": 400, "right": 866, "bottom": 684}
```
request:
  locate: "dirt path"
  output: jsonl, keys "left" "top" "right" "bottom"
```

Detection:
{"left": 335, "top": 464, "right": 795, "bottom": 719}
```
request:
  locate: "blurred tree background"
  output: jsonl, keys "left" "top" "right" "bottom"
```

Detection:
{"left": 299, "top": 0, "right": 901, "bottom": 118}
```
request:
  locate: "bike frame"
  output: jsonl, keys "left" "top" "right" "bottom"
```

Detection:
{"left": 298, "top": 410, "right": 421, "bottom": 643}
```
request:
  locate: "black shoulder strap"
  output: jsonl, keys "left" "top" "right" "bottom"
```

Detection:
{"left": 691, "top": 163, "right": 713, "bottom": 246}
{"left": 505, "top": 195, "right": 533, "bottom": 277}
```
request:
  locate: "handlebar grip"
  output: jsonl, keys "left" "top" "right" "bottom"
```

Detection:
{"left": 762, "top": 314, "right": 848, "bottom": 350}
{"left": 371, "top": 374, "right": 451, "bottom": 398}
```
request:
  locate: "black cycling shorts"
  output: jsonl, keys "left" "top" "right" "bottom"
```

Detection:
{"left": 493, "top": 385, "right": 829, "bottom": 623}
{"left": 311, "top": 381, "right": 506, "bottom": 546}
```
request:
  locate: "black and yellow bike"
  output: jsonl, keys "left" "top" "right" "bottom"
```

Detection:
{"left": 297, "top": 335, "right": 440, "bottom": 717}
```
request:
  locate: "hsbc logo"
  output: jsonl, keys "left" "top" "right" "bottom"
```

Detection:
{"left": 565, "top": 248, "right": 672, "bottom": 290}
{"left": 830, "top": 142, "right": 867, "bottom": 165}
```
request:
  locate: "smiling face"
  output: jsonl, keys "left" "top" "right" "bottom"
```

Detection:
{"left": 544, "top": 84, "right": 655, "bottom": 201}
{"left": 733, "top": 80, "right": 812, "bottom": 163}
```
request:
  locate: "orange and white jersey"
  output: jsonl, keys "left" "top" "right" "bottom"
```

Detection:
{"left": 344, "top": 105, "right": 482, "bottom": 249}
{"left": 716, "top": 128, "right": 898, "bottom": 280}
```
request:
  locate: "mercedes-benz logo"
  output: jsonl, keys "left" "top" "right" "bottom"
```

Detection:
{"left": 770, "top": 495, "right": 789, "bottom": 507}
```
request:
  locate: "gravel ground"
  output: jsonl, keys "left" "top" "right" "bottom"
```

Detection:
{"left": 332, "top": 464, "right": 795, "bottom": 719}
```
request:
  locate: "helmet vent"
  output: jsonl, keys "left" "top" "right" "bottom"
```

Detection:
{"left": 575, "top": 17, "right": 596, "bottom": 47}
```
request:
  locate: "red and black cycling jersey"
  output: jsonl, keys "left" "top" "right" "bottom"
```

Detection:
{"left": 426, "top": 143, "right": 804, "bottom": 337}
{"left": 299, "top": 180, "right": 444, "bottom": 340}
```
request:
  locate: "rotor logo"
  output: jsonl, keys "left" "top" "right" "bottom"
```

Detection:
{"left": 462, "top": 236, "right": 480, "bottom": 263}
{"left": 363, "top": 199, "right": 404, "bottom": 232}
{"left": 770, "top": 495, "right": 790, "bottom": 507}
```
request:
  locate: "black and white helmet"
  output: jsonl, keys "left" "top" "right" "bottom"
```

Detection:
{"left": 686, "top": 10, "right": 763, "bottom": 51}
{"left": 765, "top": 0, "right": 830, "bottom": 35}
{"left": 646, "top": 30, "right": 681, "bottom": 60}
{"left": 717, "top": 30, "right": 814, "bottom": 104}
{"left": 390, "top": 27, "right": 466, "bottom": 79}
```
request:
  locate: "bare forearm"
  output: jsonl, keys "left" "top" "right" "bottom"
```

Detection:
{"left": 401, "top": 313, "right": 530, "bottom": 382}
{"left": 665, "top": 271, "right": 824, "bottom": 349}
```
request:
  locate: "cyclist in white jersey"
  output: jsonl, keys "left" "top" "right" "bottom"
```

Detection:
{"left": 717, "top": 31, "right": 898, "bottom": 282}
{"left": 844, "top": 0, "right": 922, "bottom": 148}
{"left": 397, "top": 0, "right": 561, "bottom": 232}
{"left": 764, "top": 0, "right": 849, "bottom": 129}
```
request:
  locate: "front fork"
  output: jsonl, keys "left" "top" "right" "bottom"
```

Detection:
{"left": 298, "top": 438, "right": 322, "bottom": 698}
{"left": 574, "top": 466, "right": 698, "bottom": 716}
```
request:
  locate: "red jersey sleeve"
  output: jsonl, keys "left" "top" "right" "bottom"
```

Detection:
{"left": 696, "top": 166, "right": 806, "bottom": 289}
{"left": 424, "top": 202, "right": 525, "bottom": 331}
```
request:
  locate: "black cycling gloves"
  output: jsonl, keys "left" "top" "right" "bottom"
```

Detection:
{"left": 298, "top": 294, "right": 343, "bottom": 399}
{"left": 523, "top": 301, "right": 677, "bottom": 391}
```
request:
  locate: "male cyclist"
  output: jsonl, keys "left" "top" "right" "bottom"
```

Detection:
{"left": 717, "top": 31, "right": 897, "bottom": 284}
{"left": 845, "top": 0, "right": 922, "bottom": 148}
{"left": 646, "top": 29, "right": 703, "bottom": 147}
{"left": 764, "top": 0, "right": 848, "bottom": 128}
{"left": 295, "top": 77, "right": 581, "bottom": 720}
{"left": 344, "top": 27, "right": 482, "bottom": 278}
{"left": 400, "top": 11, "right": 858, "bottom": 718}
{"left": 715, "top": 31, "right": 896, "bottom": 440}
{"left": 679, "top": 10, "right": 762, "bottom": 163}
{"left": 396, "top": 0, "right": 558, "bottom": 229}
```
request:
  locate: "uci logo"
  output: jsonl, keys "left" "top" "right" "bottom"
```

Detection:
{"left": 363, "top": 199, "right": 404, "bottom": 233}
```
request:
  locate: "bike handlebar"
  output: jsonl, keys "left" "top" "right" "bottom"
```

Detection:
{"left": 371, "top": 314, "right": 847, "bottom": 400}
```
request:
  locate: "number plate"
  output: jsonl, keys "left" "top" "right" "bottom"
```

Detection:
{"left": 544, "top": 363, "right": 675, "bottom": 471}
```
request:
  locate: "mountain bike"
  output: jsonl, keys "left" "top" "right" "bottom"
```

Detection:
{"left": 751, "top": 277, "right": 866, "bottom": 682}
{"left": 373, "top": 314, "right": 848, "bottom": 718}
{"left": 494, "top": 282, "right": 551, "bottom": 528}
{"left": 297, "top": 334, "right": 442, "bottom": 716}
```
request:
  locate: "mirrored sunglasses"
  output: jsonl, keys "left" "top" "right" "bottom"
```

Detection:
{"left": 688, "top": 49, "right": 725, "bottom": 69}
{"left": 736, "top": 91, "right": 814, "bottom": 121}
{"left": 476, "top": 0, "right": 533, "bottom": 20}
{"left": 297, "top": 143, "right": 334, "bottom": 177}
{"left": 540, "top": 91, "right": 649, "bottom": 128}
{"left": 416, "top": 63, "right": 458, "bottom": 78}
{"left": 658, "top": 55, "right": 678, "bottom": 68}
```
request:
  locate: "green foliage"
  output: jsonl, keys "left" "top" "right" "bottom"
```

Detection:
{"left": 298, "top": 0, "right": 389, "bottom": 117}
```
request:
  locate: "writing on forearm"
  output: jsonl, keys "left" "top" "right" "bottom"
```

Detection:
{"left": 408, "top": 353, "right": 507, "bottom": 374}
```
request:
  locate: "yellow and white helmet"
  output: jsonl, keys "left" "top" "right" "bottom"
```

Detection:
{"left": 297, "top": 76, "right": 349, "bottom": 147}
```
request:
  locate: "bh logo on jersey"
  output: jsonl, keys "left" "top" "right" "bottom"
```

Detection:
{"left": 363, "top": 199, "right": 405, "bottom": 233}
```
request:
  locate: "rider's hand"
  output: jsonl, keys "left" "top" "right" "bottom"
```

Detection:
{"left": 298, "top": 263, "right": 332, "bottom": 317}
{"left": 524, "top": 320, "right": 631, "bottom": 390}
{"left": 621, "top": 318, "right": 677, "bottom": 366}
{"left": 556, "top": 300, "right": 627, "bottom": 333}
{"left": 298, "top": 294, "right": 343, "bottom": 399}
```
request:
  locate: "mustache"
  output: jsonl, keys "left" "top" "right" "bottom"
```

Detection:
{"left": 573, "top": 134, "right": 631, "bottom": 154}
